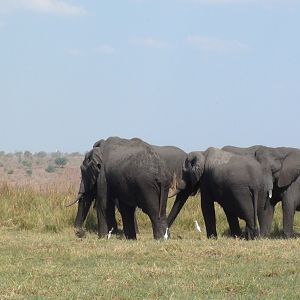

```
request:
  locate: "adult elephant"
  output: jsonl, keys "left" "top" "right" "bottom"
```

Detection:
{"left": 69, "top": 137, "right": 187, "bottom": 240}
{"left": 168, "top": 148, "right": 268, "bottom": 239}
{"left": 69, "top": 139, "right": 189, "bottom": 238}
{"left": 223, "top": 145, "right": 300, "bottom": 238}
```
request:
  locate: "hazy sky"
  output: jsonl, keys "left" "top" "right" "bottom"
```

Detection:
{"left": 1, "top": 0, "right": 300, "bottom": 153}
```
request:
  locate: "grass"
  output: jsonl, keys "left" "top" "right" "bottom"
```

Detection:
{"left": 0, "top": 182, "right": 299, "bottom": 299}
{"left": 0, "top": 229, "right": 299, "bottom": 299}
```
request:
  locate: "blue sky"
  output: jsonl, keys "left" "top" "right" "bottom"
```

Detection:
{"left": 0, "top": 0, "right": 300, "bottom": 153}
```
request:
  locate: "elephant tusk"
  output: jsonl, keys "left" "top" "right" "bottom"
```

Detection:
{"left": 268, "top": 189, "right": 272, "bottom": 199}
{"left": 168, "top": 189, "right": 180, "bottom": 198}
{"left": 65, "top": 194, "right": 82, "bottom": 207}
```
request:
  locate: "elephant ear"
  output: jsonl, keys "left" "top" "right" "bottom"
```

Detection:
{"left": 81, "top": 147, "right": 103, "bottom": 191}
{"left": 278, "top": 152, "right": 300, "bottom": 188}
{"left": 186, "top": 152, "right": 205, "bottom": 186}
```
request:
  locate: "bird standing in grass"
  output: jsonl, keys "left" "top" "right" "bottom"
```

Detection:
{"left": 194, "top": 220, "right": 201, "bottom": 233}
{"left": 107, "top": 227, "right": 114, "bottom": 239}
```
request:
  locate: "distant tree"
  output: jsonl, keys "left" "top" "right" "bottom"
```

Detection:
{"left": 0, "top": 151, "right": 5, "bottom": 156}
{"left": 54, "top": 157, "right": 68, "bottom": 168}
{"left": 24, "top": 151, "right": 32, "bottom": 159}
{"left": 35, "top": 151, "right": 47, "bottom": 158}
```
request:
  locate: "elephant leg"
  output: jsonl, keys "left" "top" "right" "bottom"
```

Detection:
{"left": 142, "top": 186, "right": 168, "bottom": 240}
{"left": 201, "top": 188, "right": 217, "bottom": 239}
{"left": 223, "top": 208, "right": 242, "bottom": 238}
{"left": 74, "top": 197, "right": 93, "bottom": 238}
{"left": 257, "top": 196, "right": 276, "bottom": 237}
{"left": 167, "top": 191, "right": 190, "bottom": 228}
{"left": 282, "top": 195, "right": 296, "bottom": 238}
{"left": 106, "top": 199, "right": 119, "bottom": 234}
{"left": 134, "top": 212, "right": 139, "bottom": 234}
{"left": 231, "top": 188, "right": 258, "bottom": 240}
{"left": 119, "top": 201, "right": 137, "bottom": 240}
{"left": 96, "top": 169, "right": 109, "bottom": 238}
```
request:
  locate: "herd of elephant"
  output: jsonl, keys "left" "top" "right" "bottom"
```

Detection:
{"left": 67, "top": 136, "right": 300, "bottom": 240}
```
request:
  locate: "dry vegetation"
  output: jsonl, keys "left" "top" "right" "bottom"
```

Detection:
{"left": 0, "top": 151, "right": 299, "bottom": 299}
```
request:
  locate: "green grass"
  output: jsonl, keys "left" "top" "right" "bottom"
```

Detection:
{"left": 0, "top": 229, "right": 299, "bottom": 299}
{"left": 0, "top": 183, "right": 299, "bottom": 299}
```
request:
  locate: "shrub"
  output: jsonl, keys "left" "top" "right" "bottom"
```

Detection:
{"left": 22, "top": 160, "right": 32, "bottom": 168}
{"left": 54, "top": 157, "right": 68, "bottom": 168}
{"left": 7, "top": 169, "right": 14, "bottom": 175}
{"left": 45, "top": 165, "right": 56, "bottom": 173}
{"left": 26, "top": 169, "right": 32, "bottom": 176}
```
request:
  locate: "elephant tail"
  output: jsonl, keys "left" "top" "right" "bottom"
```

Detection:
{"left": 158, "top": 181, "right": 168, "bottom": 219}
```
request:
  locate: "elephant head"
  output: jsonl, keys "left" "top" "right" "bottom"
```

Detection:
{"left": 254, "top": 147, "right": 298, "bottom": 189}
{"left": 182, "top": 151, "right": 205, "bottom": 194}
{"left": 66, "top": 146, "right": 103, "bottom": 237}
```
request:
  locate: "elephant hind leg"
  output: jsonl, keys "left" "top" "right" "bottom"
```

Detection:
{"left": 223, "top": 208, "right": 242, "bottom": 238}
{"left": 119, "top": 201, "right": 137, "bottom": 240}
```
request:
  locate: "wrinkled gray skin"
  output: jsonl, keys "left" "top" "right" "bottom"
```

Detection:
{"left": 175, "top": 148, "right": 267, "bottom": 240}
{"left": 73, "top": 137, "right": 175, "bottom": 240}
{"left": 223, "top": 145, "right": 300, "bottom": 238}
{"left": 72, "top": 139, "right": 188, "bottom": 239}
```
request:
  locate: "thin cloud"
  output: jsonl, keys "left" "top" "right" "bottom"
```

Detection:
{"left": 131, "top": 37, "right": 170, "bottom": 49}
{"left": 0, "top": 0, "right": 86, "bottom": 16}
{"left": 186, "top": 35, "right": 249, "bottom": 53}
{"left": 178, "top": 0, "right": 295, "bottom": 3}
{"left": 66, "top": 48, "right": 81, "bottom": 56}
{"left": 92, "top": 45, "right": 115, "bottom": 55}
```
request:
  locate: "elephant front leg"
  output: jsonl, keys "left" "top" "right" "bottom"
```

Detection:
{"left": 201, "top": 190, "right": 217, "bottom": 239}
{"left": 96, "top": 170, "right": 109, "bottom": 238}
{"left": 282, "top": 196, "right": 296, "bottom": 238}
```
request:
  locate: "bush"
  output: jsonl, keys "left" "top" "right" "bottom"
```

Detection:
{"left": 22, "top": 160, "right": 32, "bottom": 168}
{"left": 26, "top": 169, "right": 32, "bottom": 176}
{"left": 7, "top": 169, "right": 14, "bottom": 175}
{"left": 45, "top": 165, "right": 56, "bottom": 173}
{"left": 54, "top": 157, "right": 68, "bottom": 168}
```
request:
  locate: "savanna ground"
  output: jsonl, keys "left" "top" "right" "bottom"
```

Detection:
{"left": 0, "top": 152, "right": 299, "bottom": 299}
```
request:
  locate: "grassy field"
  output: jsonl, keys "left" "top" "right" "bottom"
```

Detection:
{"left": 0, "top": 153, "right": 300, "bottom": 299}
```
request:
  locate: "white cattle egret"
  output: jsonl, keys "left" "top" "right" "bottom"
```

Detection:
{"left": 107, "top": 227, "right": 114, "bottom": 239}
{"left": 164, "top": 227, "right": 169, "bottom": 240}
{"left": 194, "top": 220, "right": 201, "bottom": 233}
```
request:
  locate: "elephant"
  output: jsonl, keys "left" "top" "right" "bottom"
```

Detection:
{"left": 168, "top": 147, "right": 268, "bottom": 240}
{"left": 68, "top": 138, "right": 189, "bottom": 239}
{"left": 69, "top": 137, "right": 188, "bottom": 240}
{"left": 222, "top": 145, "right": 300, "bottom": 238}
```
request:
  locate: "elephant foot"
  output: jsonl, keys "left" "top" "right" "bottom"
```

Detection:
{"left": 75, "top": 228, "right": 86, "bottom": 238}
